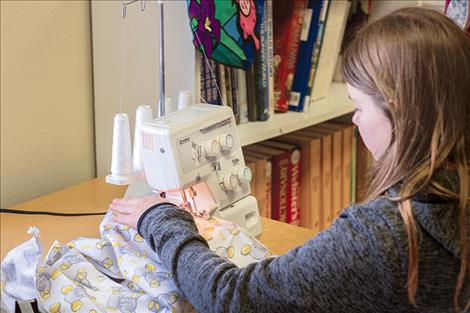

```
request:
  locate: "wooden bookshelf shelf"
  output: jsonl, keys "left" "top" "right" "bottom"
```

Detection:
{"left": 238, "top": 82, "right": 354, "bottom": 146}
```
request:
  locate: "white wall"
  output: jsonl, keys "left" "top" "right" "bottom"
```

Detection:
{"left": 370, "top": 0, "right": 445, "bottom": 21}
{"left": 91, "top": 0, "right": 196, "bottom": 176}
{"left": 1, "top": 0, "right": 95, "bottom": 207}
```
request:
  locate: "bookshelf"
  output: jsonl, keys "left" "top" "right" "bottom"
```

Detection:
{"left": 238, "top": 82, "right": 353, "bottom": 146}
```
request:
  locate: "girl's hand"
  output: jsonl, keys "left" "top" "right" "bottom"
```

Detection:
{"left": 110, "top": 193, "right": 169, "bottom": 229}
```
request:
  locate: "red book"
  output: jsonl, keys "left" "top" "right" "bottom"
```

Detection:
{"left": 244, "top": 144, "right": 290, "bottom": 222}
{"left": 260, "top": 140, "right": 301, "bottom": 225}
{"left": 273, "top": 0, "right": 307, "bottom": 112}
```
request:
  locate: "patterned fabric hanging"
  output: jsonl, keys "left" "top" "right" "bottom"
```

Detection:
{"left": 187, "top": 0, "right": 265, "bottom": 69}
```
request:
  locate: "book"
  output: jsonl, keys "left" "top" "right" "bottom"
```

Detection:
{"left": 225, "top": 66, "right": 233, "bottom": 109}
{"left": 273, "top": 0, "right": 307, "bottom": 112}
{"left": 355, "top": 127, "right": 371, "bottom": 203}
{"left": 276, "top": 132, "right": 322, "bottom": 233}
{"left": 325, "top": 120, "right": 355, "bottom": 208}
{"left": 310, "top": 0, "right": 350, "bottom": 101}
{"left": 255, "top": 0, "right": 270, "bottom": 121}
{"left": 246, "top": 63, "right": 258, "bottom": 121}
{"left": 244, "top": 156, "right": 257, "bottom": 198}
{"left": 260, "top": 140, "right": 301, "bottom": 225}
{"left": 236, "top": 68, "right": 249, "bottom": 124}
{"left": 230, "top": 67, "right": 240, "bottom": 124}
{"left": 217, "top": 63, "right": 227, "bottom": 105}
{"left": 288, "top": 0, "right": 323, "bottom": 111}
{"left": 266, "top": 0, "right": 275, "bottom": 116}
{"left": 243, "top": 151, "right": 272, "bottom": 219}
{"left": 297, "top": 127, "right": 332, "bottom": 228}
{"left": 244, "top": 144, "right": 290, "bottom": 222}
{"left": 313, "top": 122, "right": 344, "bottom": 219}
{"left": 200, "top": 57, "right": 222, "bottom": 105}
{"left": 304, "top": 0, "right": 330, "bottom": 111}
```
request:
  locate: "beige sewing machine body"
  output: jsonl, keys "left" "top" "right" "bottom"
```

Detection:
{"left": 137, "top": 104, "right": 262, "bottom": 236}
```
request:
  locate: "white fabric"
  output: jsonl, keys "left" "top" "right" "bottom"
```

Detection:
{"left": 1, "top": 211, "right": 272, "bottom": 313}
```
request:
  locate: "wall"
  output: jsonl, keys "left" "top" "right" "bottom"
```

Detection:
{"left": 0, "top": 1, "right": 95, "bottom": 207}
{"left": 91, "top": 0, "right": 195, "bottom": 176}
{"left": 370, "top": 0, "right": 445, "bottom": 21}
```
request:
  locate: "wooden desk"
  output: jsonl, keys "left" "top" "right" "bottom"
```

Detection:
{"left": 1, "top": 178, "right": 316, "bottom": 260}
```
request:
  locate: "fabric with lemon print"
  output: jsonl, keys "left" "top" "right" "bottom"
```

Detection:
{"left": 1, "top": 211, "right": 272, "bottom": 312}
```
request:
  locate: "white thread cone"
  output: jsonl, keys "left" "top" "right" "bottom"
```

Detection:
{"left": 133, "top": 105, "right": 153, "bottom": 172}
{"left": 165, "top": 97, "right": 173, "bottom": 114}
{"left": 177, "top": 90, "right": 192, "bottom": 110}
{"left": 158, "top": 97, "right": 174, "bottom": 116}
{"left": 107, "top": 113, "right": 134, "bottom": 185}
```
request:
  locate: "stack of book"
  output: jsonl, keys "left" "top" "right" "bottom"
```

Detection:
{"left": 200, "top": 0, "right": 354, "bottom": 124}
{"left": 243, "top": 119, "right": 370, "bottom": 234}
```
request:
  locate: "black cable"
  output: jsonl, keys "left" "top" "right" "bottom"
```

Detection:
{"left": 0, "top": 208, "right": 107, "bottom": 217}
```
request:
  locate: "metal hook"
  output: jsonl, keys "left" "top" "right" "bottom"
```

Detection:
{"left": 122, "top": 0, "right": 142, "bottom": 19}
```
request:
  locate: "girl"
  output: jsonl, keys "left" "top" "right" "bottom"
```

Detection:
{"left": 111, "top": 7, "right": 470, "bottom": 313}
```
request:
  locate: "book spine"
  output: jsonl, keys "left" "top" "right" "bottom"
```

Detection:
{"left": 225, "top": 66, "right": 233, "bottom": 108}
{"left": 341, "top": 126, "right": 352, "bottom": 208}
{"left": 273, "top": 0, "right": 307, "bottom": 112}
{"left": 288, "top": 0, "right": 323, "bottom": 112}
{"left": 310, "top": 138, "right": 322, "bottom": 233}
{"left": 271, "top": 153, "right": 289, "bottom": 222}
{"left": 246, "top": 160, "right": 257, "bottom": 198}
{"left": 289, "top": 148, "right": 301, "bottom": 225}
{"left": 236, "top": 69, "right": 249, "bottom": 124}
{"left": 321, "top": 134, "right": 332, "bottom": 228}
{"left": 332, "top": 130, "right": 343, "bottom": 220}
{"left": 266, "top": 0, "right": 275, "bottom": 116}
{"left": 246, "top": 63, "right": 258, "bottom": 121}
{"left": 256, "top": 0, "right": 270, "bottom": 121}
{"left": 206, "top": 59, "right": 221, "bottom": 105}
{"left": 265, "top": 160, "right": 273, "bottom": 219}
{"left": 305, "top": 0, "right": 330, "bottom": 109}
{"left": 200, "top": 53, "right": 207, "bottom": 102}
{"left": 351, "top": 126, "right": 357, "bottom": 205}
{"left": 217, "top": 63, "right": 227, "bottom": 105}
{"left": 230, "top": 68, "right": 240, "bottom": 124}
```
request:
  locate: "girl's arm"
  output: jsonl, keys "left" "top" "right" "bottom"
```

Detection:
{"left": 136, "top": 202, "right": 406, "bottom": 313}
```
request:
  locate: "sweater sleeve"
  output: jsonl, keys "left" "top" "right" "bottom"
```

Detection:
{"left": 138, "top": 203, "right": 407, "bottom": 313}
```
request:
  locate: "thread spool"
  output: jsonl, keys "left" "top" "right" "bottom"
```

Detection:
{"left": 158, "top": 97, "right": 173, "bottom": 117}
{"left": 133, "top": 105, "right": 153, "bottom": 172}
{"left": 177, "top": 90, "right": 192, "bottom": 110}
{"left": 107, "top": 113, "right": 135, "bottom": 185}
{"left": 165, "top": 97, "right": 173, "bottom": 114}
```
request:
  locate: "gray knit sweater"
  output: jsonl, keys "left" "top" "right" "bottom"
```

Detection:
{"left": 138, "top": 179, "right": 469, "bottom": 312}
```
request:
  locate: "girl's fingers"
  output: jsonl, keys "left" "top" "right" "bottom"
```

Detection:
{"left": 112, "top": 211, "right": 128, "bottom": 225}
{"left": 110, "top": 203, "right": 130, "bottom": 215}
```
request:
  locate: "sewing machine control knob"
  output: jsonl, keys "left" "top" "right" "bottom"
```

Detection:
{"left": 218, "top": 133, "right": 234, "bottom": 151}
{"left": 202, "top": 139, "right": 221, "bottom": 158}
{"left": 236, "top": 167, "right": 252, "bottom": 184}
{"left": 221, "top": 173, "right": 239, "bottom": 191}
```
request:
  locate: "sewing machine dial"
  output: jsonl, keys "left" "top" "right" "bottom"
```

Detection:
{"left": 202, "top": 139, "right": 221, "bottom": 158}
{"left": 236, "top": 167, "right": 252, "bottom": 184}
{"left": 218, "top": 133, "right": 234, "bottom": 151}
{"left": 221, "top": 173, "right": 239, "bottom": 191}
{"left": 220, "top": 166, "right": 252, "bottom": 191}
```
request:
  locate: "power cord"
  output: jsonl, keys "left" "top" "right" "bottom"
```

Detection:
{"left": 0, "top": 208, "right": 107, "bottom": 217}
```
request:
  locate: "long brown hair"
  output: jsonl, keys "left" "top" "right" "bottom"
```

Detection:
{"left": 341, "top": 7, "right": 470, "bottom": 312}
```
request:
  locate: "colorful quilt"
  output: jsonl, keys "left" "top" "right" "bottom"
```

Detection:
{"left": 187, "top": 0, "right": 265, "bottom": 69}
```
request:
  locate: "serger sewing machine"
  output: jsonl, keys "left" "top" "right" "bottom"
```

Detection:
{"left": 138, "top": 104, "right": 262, "bottom": 237}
